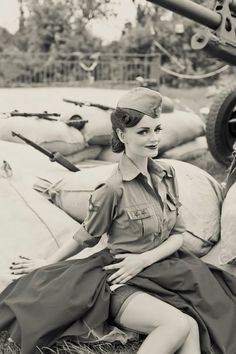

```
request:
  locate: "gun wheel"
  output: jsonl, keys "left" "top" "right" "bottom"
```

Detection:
{"left": 206, "top": 85, "right": 236, "bottom": 166}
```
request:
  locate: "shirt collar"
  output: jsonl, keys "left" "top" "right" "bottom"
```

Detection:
{"left": 119, "top": 153, "right": 173, "bottom": 181}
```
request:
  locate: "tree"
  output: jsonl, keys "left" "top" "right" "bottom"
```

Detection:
{"left": 118, "top": 0, "right": 221, "bottom": 86}
{"left": 14, "top": 0, "right": 116, "bottom": 53}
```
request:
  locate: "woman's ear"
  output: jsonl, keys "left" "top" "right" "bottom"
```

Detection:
{"left": 116, "top": 128, "right": 125, "bottom": 143}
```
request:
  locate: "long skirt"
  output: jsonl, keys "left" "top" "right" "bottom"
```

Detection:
{"left": 0, "top": 248, "right": 236, "bottom": 354}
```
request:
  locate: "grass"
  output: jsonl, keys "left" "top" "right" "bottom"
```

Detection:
{"left": 0, "top": 332, "right": 142, "bottom": 354}
{"left": 0, "top": 84, "right": 229, "bottom": 353}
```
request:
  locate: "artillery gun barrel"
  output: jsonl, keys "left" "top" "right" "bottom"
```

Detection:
{"left": 147, "top": 0, "right": 236, "bottom": 31}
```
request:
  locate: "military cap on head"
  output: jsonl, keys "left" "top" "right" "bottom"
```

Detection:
{"left": 117, "top": 87, "right": 162, "bottom": 118}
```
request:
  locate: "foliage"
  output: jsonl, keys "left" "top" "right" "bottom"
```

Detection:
{"left": 13, "top": 0, "right": 113, "bottom": 53}
{"left": 116, "top": 0, "right": 223, "bottom": 87}
{"left": 0, "top": 0, "right": 232, "bottom": 87}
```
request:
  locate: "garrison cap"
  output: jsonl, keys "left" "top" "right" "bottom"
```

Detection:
{"left": 117, "top": 87, "right": 162, "bottom": 118}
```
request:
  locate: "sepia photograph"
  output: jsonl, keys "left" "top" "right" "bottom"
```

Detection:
{"left": 0, "top": 0, "right": 236, "bottom": 353}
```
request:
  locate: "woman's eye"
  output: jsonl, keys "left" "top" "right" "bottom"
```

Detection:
{"left": 137, "top": 130, "right": 148, "bottom": 135}
{"left": 155, "top": 127, "right": 162, "bottom": 132}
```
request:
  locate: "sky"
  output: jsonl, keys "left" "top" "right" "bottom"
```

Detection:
{"left": 0, "top": 0, "right": 138, "bottom": 43}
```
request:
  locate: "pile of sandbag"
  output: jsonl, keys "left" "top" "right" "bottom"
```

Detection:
{"left": 201, "top": 178, "right": 236, "bottom": 277}
{"left": 219, "top": 181, "right": 236, "bottom": 265}
{"left": 0, "top": 115, "right": 104, "bottom": 163}
{"left": 1, "top": 139, "right": 236, "bottom": 282}
{"left": 60, "top": 103, "right": 206, "bottom": 163}
{"left": 0, "top": 160, "right": 106, "bottom": 292}
{"left": 36, "top": 158, "right": 223, "bottom": 258}
{"left": 0, "top": 89, "right": 206, "bottom": 165}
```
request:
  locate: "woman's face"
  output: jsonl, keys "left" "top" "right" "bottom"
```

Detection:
{"left": 120, "top": 114, "right": 162, "bottom": 159}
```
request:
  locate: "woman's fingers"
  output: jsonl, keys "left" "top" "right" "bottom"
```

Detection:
{"left": 103, "top": 262, "right": 123, "bottom": 271}
{"left": 10, "top": 262, "right": 31, "bottom": 270}
{"left": 108, "top": 269, "right": 133, "bottom": 283}
{"left": 114, "top": 254, "right": 129, "bottom": 260}
{"left": 112, "top": 272, "right": 132, "bottom": 284}
{"left": 19, "top": 255, "right": 31, "bottom": 260}
{"left": 11, "top": 268, "right": 31, "bottom": 275}
{"left": 108, "top": 269, "right": 124, "bottom": 282}
{"left": 12, "top": 260, "right": 28, "bottom": 265}
{"left": 114, "top": 275, "right": 132, "bottom": 284}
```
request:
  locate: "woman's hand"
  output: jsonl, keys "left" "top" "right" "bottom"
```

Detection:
{"left": 103, "top": 253, "right": 148, "bottom": 285}
{"left": 10, "top": 256, "right": 50, "bottom": 278}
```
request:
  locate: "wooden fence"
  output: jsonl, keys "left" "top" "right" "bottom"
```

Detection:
{"left": 0, "top": 53, "right": 160, "bottom": 87}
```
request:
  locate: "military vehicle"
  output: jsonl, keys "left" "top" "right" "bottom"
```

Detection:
{"left": 147, "top": 0, "right": 236, "bottom": 165}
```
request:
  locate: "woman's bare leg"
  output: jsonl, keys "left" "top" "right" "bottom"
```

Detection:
{"left": 114, "top": 292, "right": 191, "bottom": 354}
{"left": 177, "top": 315, "right": 201, "bottom": 354}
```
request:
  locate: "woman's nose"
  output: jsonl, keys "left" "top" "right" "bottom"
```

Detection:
{"left": 150, "top": 131, "right": 159, "bottom": 141}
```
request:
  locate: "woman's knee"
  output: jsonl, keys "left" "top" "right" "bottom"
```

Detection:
{"left": 145, "top": 307, "right": 191, "bottom": 343}
{"left": 168, "top": 314, "right": 191, "bottom": 342}
{"left": 186, "top": 315, "right": 199, "bottom": 335}
{"left": 115, "top": 292, "right": 190, "bottom": 342}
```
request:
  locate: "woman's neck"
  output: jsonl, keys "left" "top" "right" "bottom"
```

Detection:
{"left": 126, "top": 152, "right": 149, "bottom": 177}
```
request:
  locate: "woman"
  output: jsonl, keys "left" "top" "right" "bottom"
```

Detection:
{"left": 1, "top": 88, "right": 236, "bottom": 354}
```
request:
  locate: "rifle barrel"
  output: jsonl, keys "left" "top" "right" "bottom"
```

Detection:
{"left": 63, "top": 98, "right": 114, "bottom": 111}
{"left": 63, "top": 99, "right": 81, "bottom": 106}
{"left": 11, "top": 131, "right": 80, "bottom": 172}
{"left": 10, "top": 112, "right": 60, "bottom": 121}
{"left": 11, "top": 131, "right": 52, "bottom": 158}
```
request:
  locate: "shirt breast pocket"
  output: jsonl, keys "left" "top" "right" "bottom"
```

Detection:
{"left": 126, "top": 204, "right": 155, "bottom": 238}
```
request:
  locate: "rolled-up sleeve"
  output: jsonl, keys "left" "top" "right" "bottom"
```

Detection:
{"left": 171, "top": 208, "right": 187, "bottom": 235}
{"left": 73, "top": 183, "right": 118, "bottom": 247}
{"left": 170, "top": 170, "right": 187, "bottom": 236}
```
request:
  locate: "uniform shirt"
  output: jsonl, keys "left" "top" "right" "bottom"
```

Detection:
{"left": 73, "top": 153, "right": 186, "bottom": 255}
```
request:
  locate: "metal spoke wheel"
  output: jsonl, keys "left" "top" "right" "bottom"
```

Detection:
{"left": 206, "top": 85, "right": 236, "bottom": 165}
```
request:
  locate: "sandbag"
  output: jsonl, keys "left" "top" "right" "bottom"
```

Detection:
{"left": 161, "top": 137, "right": 207, "bottom": 161}
{"left": 39, "top": 159, "right": 223, "bottom": 256}
{"left": 97, "top": 146, "right": 122, "bottom": 163}
{"left": 201, "top": 240, "right": 236, "bottom": 277}
{"left": 98, "top": 137, "right": 208, "bottom": 163}
{"left": 0, "top": 140, "right": 73, "bottom": 188}
{"left": 162, "top": 159, "right": 223, "bottom": 256}
{"left": 0, "top": 116, "right": 85, "bottom": 155}
{"left": 66, "top": 145, "right": 102, "bottom": 164}
{"left": 159, "top": 111, "right": 205, "bottom": 153}
{"left": 161, "top": 95, "right": 175, "bottom": 113}
{"left": 61, "top": 107, "right": 204, "bottom": 151}
{"left": 0, "top": 161, "right": 106, "bottom": 292}
{"left": 39, "top": 164, "right": 117, "bottom": 223}
{"left": 219, "top": 182, "right": 236, "bottom": 265}
{"left": 60, "top": 106, "right": 112, "bottom": 145}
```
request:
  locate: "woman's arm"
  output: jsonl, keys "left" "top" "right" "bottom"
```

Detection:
{"left": 140, "top": 232, "right": 184, "bottom": 267}
{"left": 10, "top": 233, "right": 97, "bottom": 276}
{"left": 11, "top": 183, "right": 117, "bottom": 276}
{"left": 104, "top": 233, "right": 184, "bottom": 285}
{"left": 47, "top": 237, "right": 87, "bottom": 263}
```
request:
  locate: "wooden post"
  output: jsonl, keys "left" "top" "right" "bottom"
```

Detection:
{"left": 149, "top": 55, "right": 161, "bottom": 86}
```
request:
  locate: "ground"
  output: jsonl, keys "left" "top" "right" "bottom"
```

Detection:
{"left": 0, "top": 85, "right": 228, "bottom": 353}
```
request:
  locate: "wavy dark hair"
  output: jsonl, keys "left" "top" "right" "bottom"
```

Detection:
{"left": 110, "top": 107, "right": 145, "bottom": 153}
